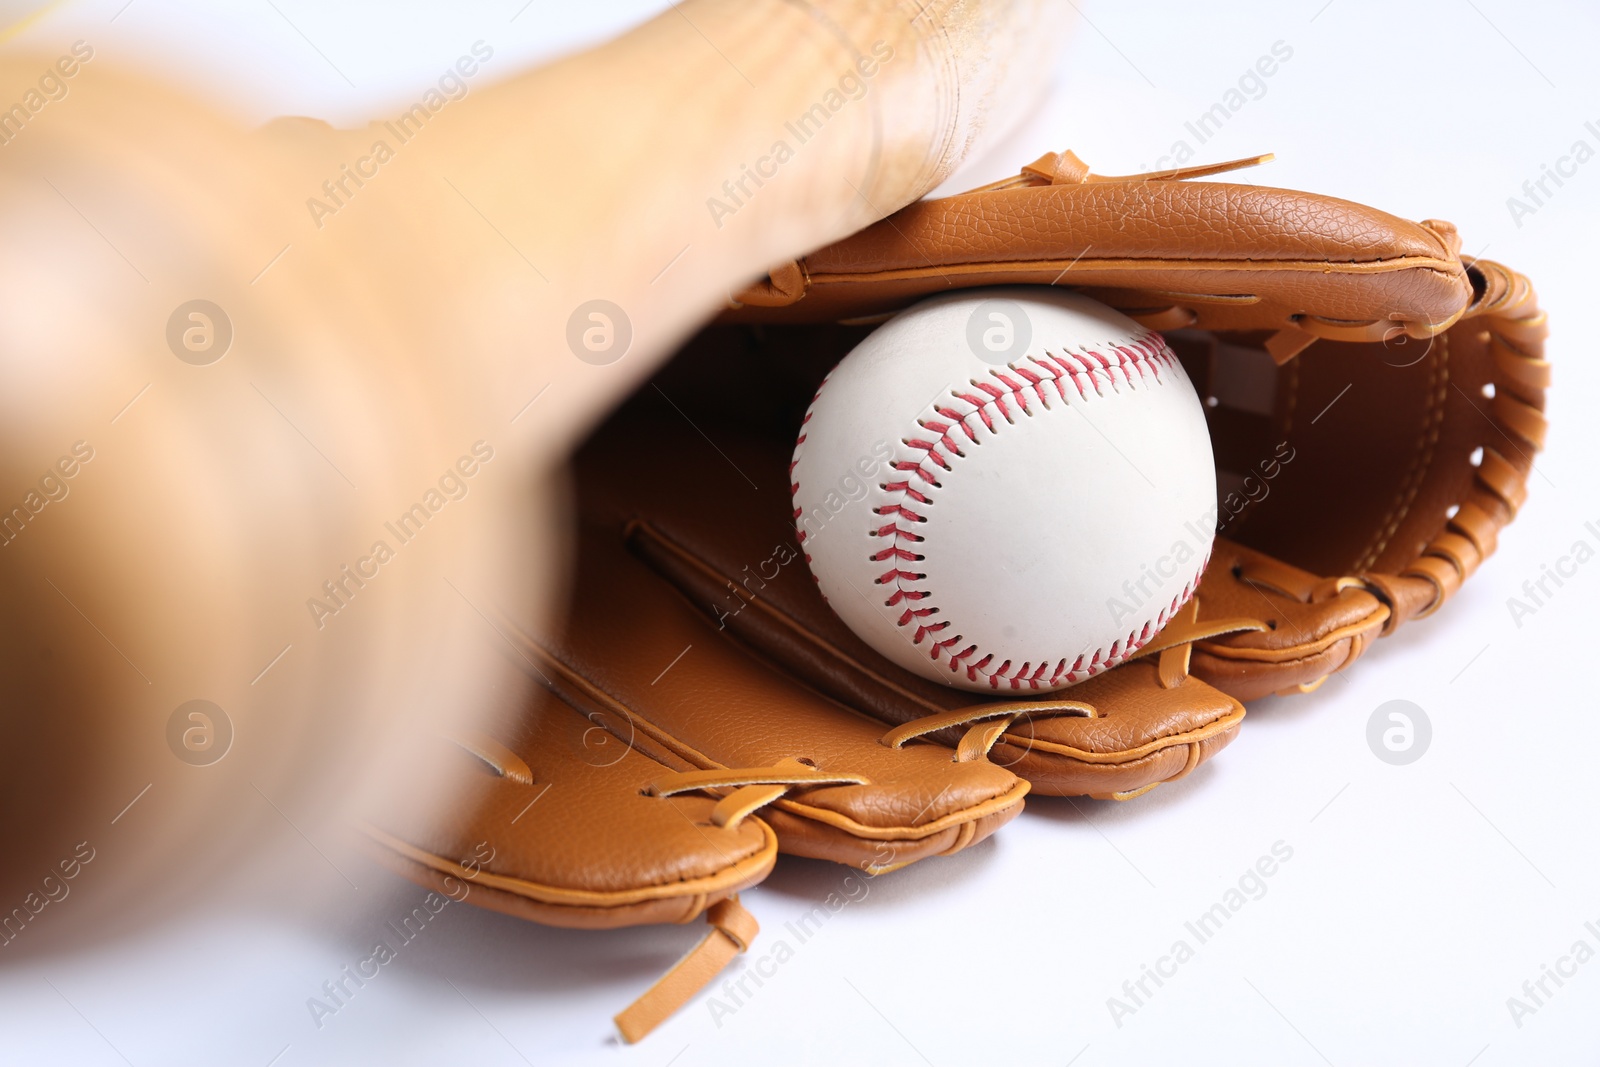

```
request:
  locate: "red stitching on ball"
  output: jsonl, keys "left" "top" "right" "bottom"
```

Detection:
{"left": 792, "top": 329, "right": 1203, "bottom": 691}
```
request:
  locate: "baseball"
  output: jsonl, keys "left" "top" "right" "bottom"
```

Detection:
{"left": 791, "top": 287, "right": 1217, "bottom": 693}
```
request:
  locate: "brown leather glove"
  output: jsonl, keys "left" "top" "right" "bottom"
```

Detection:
{"left": 703, "top": 146, "right": 1548, "bottom": 750}
{"left": 624, "top": 148, "right": 1548, "bottom": 798}
{"left": 365, "top": 148, "right": 1548, "bottom": 1042}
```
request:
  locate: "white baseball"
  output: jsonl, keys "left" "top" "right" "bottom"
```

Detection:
{"left": 790, "top": 288, "right": 1217, "bottom": 693}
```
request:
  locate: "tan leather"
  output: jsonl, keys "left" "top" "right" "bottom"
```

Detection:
{"left": 361, "top": 680, "right": 776, "bottom": 929}
{"left": 714, "top": 148, "right": 1546, "bottom": 710}
{"left": 360, "top": 663, "right": 781, "bottom": 1045}
{"left": 1178, "top": 260, "right": 1547, "bottom": 696}
{"left": 567, "top": 435, "right": 1029, "bottom": 870}
{"left": 364, "top": 675, "right": 787, "bottom": 1043}
{"left": 1184, "top": 539, "right": 1386, "bottom": 700}
{"left": 613, "top": 896, "right": 757, "bottom": 1044}
{"left": 721, "top": 151, "right": 1473, "bottom": 353}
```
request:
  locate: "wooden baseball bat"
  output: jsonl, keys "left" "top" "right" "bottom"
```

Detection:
{"left": 0, "top": 0, "right": 1070, "bottom": 946}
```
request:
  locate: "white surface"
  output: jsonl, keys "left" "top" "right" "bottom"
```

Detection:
{"left": 792, "top": 290, "right": 1215, "bottom": 692}
{"left": 3, "top": 1, "right": 1598, "bottom": 1064}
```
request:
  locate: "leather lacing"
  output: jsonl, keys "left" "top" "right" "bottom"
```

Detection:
{"left": 449, "top": 627, "right": 886, "bottom": 1046}
{"left": 1209, "top": 554, "right": 1389, "bottom": 695}
{"left": 1245, "top": 262, "right": 1540, "bottom": 673}
{"left": 612, "top": 896, "right": 757, "bottom": 1043}
{"left": 455, "top": 731, "right": 871, "bottom": 833}
{"left": 643, "top": 757, "right": 869, "bottom": 831}
{"left": 1188, "top": 259, "right": 1546, "bottom": 693}
{"left": 1365, "top": 259, "right": 1546, "bottom": 628}
{"left": 878, "top": 598, "right": 1265, "bottom": 784}
{"left": 449, "top": 730, "right": 845, "bottom": 1045}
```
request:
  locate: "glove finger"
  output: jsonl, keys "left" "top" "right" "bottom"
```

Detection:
{"left": 1177, "top": 260, "right": 1547, "bottom": 697}
{"left": 361, "top": 678, "right": 775, "bottom": 929}
{"left": 526, "top": 519, "right": 1027, "bottom": 872}
{"left": 718, "top": 149, "right": 1471, "bottom": 351}
{"left": 361, "top": 677, "right": 776, "bottom": 1043}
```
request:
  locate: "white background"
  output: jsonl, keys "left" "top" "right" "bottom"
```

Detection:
{"left": 2, "top": 1, "right": 1597, "bottom": 1064}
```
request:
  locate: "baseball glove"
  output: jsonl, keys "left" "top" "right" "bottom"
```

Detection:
{"left": 363, "top": 148, "right": 1547, "bottom": 1041}
{"left": 692, "top": 146, "right": 1547, "bottom": 774}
